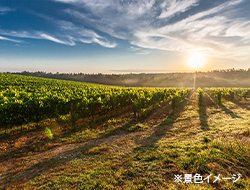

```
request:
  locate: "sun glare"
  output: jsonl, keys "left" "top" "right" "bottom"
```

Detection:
{"left": 189, "top": 53, "right": 205, "bottom": 69}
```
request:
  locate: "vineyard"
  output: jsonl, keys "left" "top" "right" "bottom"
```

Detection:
{"left": 0, "top": 74, "right": 250, "bottom": 189}
{"left": 0, "top": 73, "right": 190, "bottom": 133}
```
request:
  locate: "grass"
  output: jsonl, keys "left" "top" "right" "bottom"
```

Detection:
{"left": 1, "top": 91, "right": 250, "bottom": 189}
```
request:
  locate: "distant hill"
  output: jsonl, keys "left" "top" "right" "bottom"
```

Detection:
{"left": 11, "top": 68, "right": 250, "bottom": 87}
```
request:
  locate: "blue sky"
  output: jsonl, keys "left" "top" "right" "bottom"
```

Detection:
{"left": 0, "top": 0, "right": 250, "bottom": 73}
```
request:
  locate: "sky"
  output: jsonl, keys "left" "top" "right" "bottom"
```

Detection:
{"left": 0, "top": 0, "right": 250, "bottom": 73}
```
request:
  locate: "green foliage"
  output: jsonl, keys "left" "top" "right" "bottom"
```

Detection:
{"left": 197, "top": 88, "right": 204, "bottom": 106}
{"left": 205, "top": 87, "right": 250, "bottom": 103}
{"left": 0, "top": 74, "right": 191, "bottom": 130}
{"left": 170, "top": 89, "right": 189, "bottom": 111}
{"left": 202, "top": 136, "right": 210, "bottom": 143}
{"left": 45, "top": 127, "right": 53, "bottom": 139}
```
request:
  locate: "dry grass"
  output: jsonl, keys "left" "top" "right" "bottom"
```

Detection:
{"left": 1, "top": 91, "right": 250, "bottom": 189}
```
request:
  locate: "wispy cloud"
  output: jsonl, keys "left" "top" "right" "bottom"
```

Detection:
{"left": 154, "top": 0, "right": 248, "bottom": 59}
{"left": 0, "top": 30, "right": 75, "bottom": 45}
{"left": 0, "top": 6, "right": 14, "bottom": 15}
{"left": 39, "top": 33, "right": 75, "bottom": 45}
{"left": 56, "top": 20, "right": 116, "bottom": 48}
{"left": 92, "top": 38, "right": 116, "bottom": 48}
{"left": 158, "top": 0, "right": 198, "bottom": 19}
{"left": 1, "top": 0, "right": 250, "bottom": 62}
{"left": 0, "top": 23, "right": 116, "bottom": 48}
{"left": 0, "top": 7, "right": 116, "bottom": 48}
{"left": 54, "top": 0, "right": 77, "bottom": 2}
{"left": 0, "top": 35, "right": 21, "bottom": 43}
{"left": 130, "top": 46, "right": 151, "bottom": 55}
{"left": 57, "top": 0, "right": 250, "bottom": 60}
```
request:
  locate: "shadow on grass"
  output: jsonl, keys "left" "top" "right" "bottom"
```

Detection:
{"left": 219, "top": 103, "right": 242, "bottom": 118}
{"left": 57, "top": 106, "right": 134, "bottom": 138}
{"left": 0, "top": 110, "right": 135, "bottom": 162}
{"left": 1, "top": 117, "right": 138, "bottom": 187}
{"left": 2, "top": 101, "right": 167, "bottom": 187}
{"left": 135, "top": 92, "right": 191, "bottom": 148}
{"left": 198, "top": 105, "right": 209, "bottom": 131}
{"left": 1, "top": 93, "right": 192, "bottom": 188}
{"left": 232, "top": 100, "right": 250, "bottom": 112}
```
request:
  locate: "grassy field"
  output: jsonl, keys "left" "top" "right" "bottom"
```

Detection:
{"left": 0, "top": 90, "right": 250, "bottom": 189}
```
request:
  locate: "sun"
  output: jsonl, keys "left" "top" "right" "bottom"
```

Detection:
{"left": 189, "top": 53, "right": 205, "bottom": 69}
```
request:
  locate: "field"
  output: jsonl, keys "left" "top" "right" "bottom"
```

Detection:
{"left": 0, "top": 74, "right": 250, "bottom": 189}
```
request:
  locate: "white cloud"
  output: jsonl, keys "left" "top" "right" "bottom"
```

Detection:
{"left": 0, "top": 21, "right": 116, "bottom": 48}
{"left": 130, "top": 46, "right": 151, "bottom": 55}
{"left": 56, "top": 20, "right": 78, "bottom": 31}
{"left": 0, "top": 6, "right": 14, "bottom": 15}
{"left": 61, "top": 0, "right": 204, "bottom": 49}
{"left": 93, "top": 38, "right": 117, "bottom": 48}
{"left": 154, "top": 0, "right": 248, "bottom": 60}
{"left": 61, "top": 0, "right": 246, "bottom": 60}
{"left": 39, "top": 33, "right": 75, "bottom": 46}
{"left": 159, "top": 0, "right": 198, "bottom": 19}
{"left": 55, "top": 19, "right": 116, "bottom": 47}
{"left": 54, "top": 0, "right": 78, "bottom": 2}
{"left": 2, "top": 0, "right": 250, "bottom": 61}
{"left": 79, "top": 39, "right": 92, "bottom": 44}
{"left": 0, "top": 35, "right": 21, "bottom": 43}
{"left": 0, "top": 30, "right": 75, "bottom": 45}
{"left": 136, "top": 50, "right": 151, "bottom": 55}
